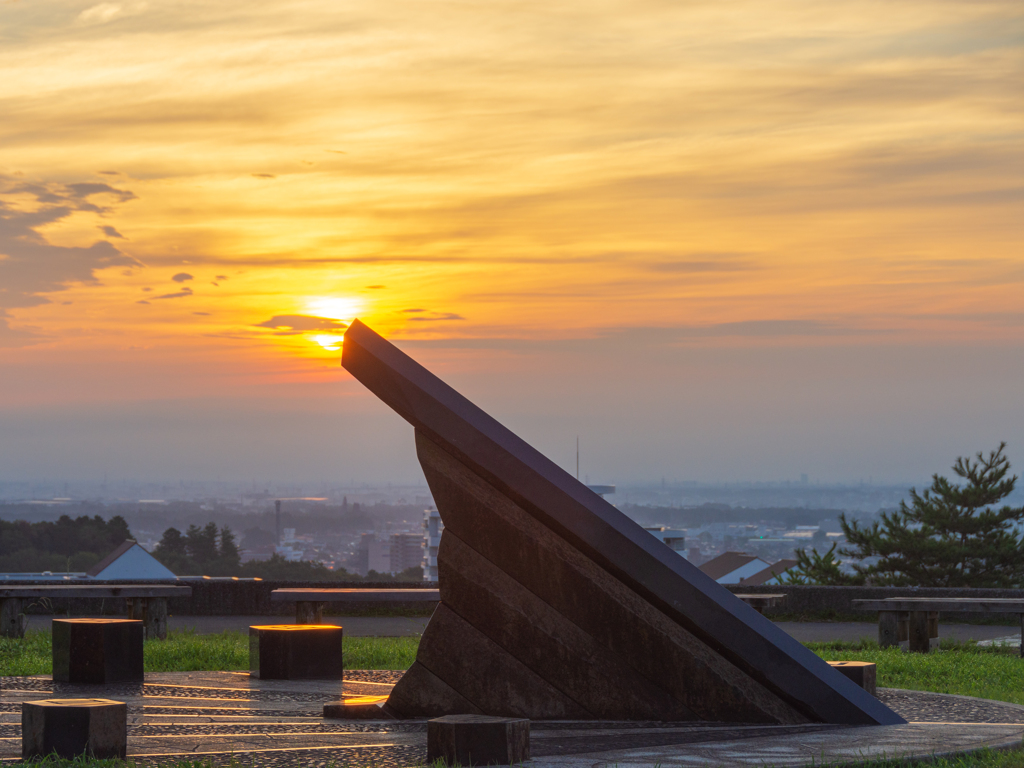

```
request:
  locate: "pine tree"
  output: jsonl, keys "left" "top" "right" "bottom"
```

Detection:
{"left": 218, "top": 526, "right": 241, "bottom": 571}
{"left": 838, "top": 443, "right": 1024, "bottom": 587}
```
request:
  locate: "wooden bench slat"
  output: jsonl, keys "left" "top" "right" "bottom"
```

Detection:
{"left": 853, "top": 598, "right": 1024, "bottom": 612}
{"left": 0, "top": 586, "right": 190, "bottom": 598}
{"left": 271, "top": 588, "right": 439, "bottom": 602}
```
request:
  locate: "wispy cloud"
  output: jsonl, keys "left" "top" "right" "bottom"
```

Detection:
{"left": 0, "top": 175, "right": 139, "bottom": 345}
{"left": 254, "top": 315, "right": 348, "bottom": 331}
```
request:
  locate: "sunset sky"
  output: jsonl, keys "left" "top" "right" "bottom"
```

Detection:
{"left": 1, "top": 0, "right": 1021, "bottom": 487}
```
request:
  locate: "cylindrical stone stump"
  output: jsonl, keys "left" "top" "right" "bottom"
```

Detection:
{"left": 427, "top": 715, "right": 530, "bottom": 766}
{"left": 52, "top": 619, "right": 144, "bottom": 685}
{"left": 22, "top": 699, "right": 127, "bottom": 760}
{"left": 827, "top": 661, "right": 877, "bottom": 696}
{"left": 249, "top": 624, "right": 344, "bottom": 679}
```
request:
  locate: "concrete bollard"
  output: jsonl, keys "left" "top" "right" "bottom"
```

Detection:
{"left": 249, "top": 624, "right": 343, "bottom": 679}
{"left": 52, "top": 619, "right": 144, "bottom": 685}
{"left": 22, "top": 699, "right": 127, "bottom": 759}
{"left": 828, "top": 661, "right": 877, "bottom": 696}
{"left": 427, "top": 714, "right": 530, "bottom": 766}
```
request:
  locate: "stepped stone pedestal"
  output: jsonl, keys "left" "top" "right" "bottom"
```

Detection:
{"left": 427, "top": 714, "right": 530, "bottom": 766}
{"left": 249, "top": 624, "right": 344, "bottom": 679}
{"left": 22, "top": 699, "right": 127, "bottom": 759}
{"left": 52, "top": 619, "right": 144, "bottom": 685}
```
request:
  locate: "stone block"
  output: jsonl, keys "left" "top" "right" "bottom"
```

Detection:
{"left": 22, "top": 699, "right": 127, "bottom": 759}
{"left": 323, "top": 696, "right": 394, "bottom": 719}
{"left": 827, "top": 662, "right": 877, "bottom": 696}
{"left": 249, "top": 624, "right": 343, "bottom": 679}
{"left": 52, "top": 619, "right": 144, "bottom": 684}
{"left": 427, "top": 714, "right": 529, "bottom": 766}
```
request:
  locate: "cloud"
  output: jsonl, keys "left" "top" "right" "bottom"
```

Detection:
{"left": 100, "top": 225, "right": 124, "bottom": 239}
{"left": 171, "top": 272, "right": 193, "bottom": 283}
{"left": 645, "top": 254, "right": 758, "bottom": 273}
{"left": 76, "top": 2, "right": 147, "bottom": 26}
{"left": 0, "top": 175, "right": 139, "bottom": 345}
{"left": 254, "top": 314, "right": 349, "bottom": 331}
{"left": 154, "top": 287, "right": 193, "bottom": 299}
{"left": 407, "top": 311, "right": 464, "bottom": 322}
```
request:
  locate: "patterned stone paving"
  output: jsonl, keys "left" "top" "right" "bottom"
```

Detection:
{"left": 4, "top": 672, "right": 1024, "bottom": 766}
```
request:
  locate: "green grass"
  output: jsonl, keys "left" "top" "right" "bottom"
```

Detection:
{"left": 0, "top": 629, "right": 418, "bottom": 676}
{"left": 808, "top": 639, "right": 1024, "bottom": 705}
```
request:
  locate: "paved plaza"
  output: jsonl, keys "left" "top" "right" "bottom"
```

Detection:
{"left": 3, "top": 670, "right": 1024, "bottom": 766}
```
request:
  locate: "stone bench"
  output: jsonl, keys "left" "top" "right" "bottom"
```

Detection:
{"left": 53, "top": 619, "right": 145, "bottom": 684}
{"left": 734, "top": 593, "right": 786, "bottom": 614}
{"left": 0, "top": 585, "right": 190, "bottom": 639}
{"left": 22, "top": 698, "right": 127, "bottom": 759}
{"left": 270, "top": 588, "right": 440, "bottom": 623}
{"left": 249, "top": 624, "right": 344, "bottom": 679}
{"left": 853, "top": 598, "right": 1024, "bottom": 654}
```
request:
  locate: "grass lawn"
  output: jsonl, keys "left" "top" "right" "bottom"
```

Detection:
{"left": 807, "top": 639, "right": 1024, "bottom": 707}
{"left": 4, "top": 633, "right": 1024, "bottom": 767}
{"left": 0, "top": 629, "right": 418, "bottom": 676}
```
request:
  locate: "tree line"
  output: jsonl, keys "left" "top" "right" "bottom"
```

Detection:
{"left": 0, "top": 514, "right": 131, "bottom": 573}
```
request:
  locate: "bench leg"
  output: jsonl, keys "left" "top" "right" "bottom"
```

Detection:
{"left": 909, "top": 610, "right": 931, "bottom": 652}
{"left": 879, "top": 611, "right": 900, "bottom": 648}
{"left": 296, "top": 602, "right": 324, "bottom": 624}
{"left": 127, "top": 598, "right": 169, "bottom": 640}
{"left": 1, "top": 598, "right": 26, "bottom": 639}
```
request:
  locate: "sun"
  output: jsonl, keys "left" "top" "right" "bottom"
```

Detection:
{"left": 305, "top": 297, "right": 363, "bottom": 322}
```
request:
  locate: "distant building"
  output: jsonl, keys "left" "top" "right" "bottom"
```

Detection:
{"left": 422, "top": 507, "right": 443, "bottom": 582}
{"left": 87, "top": 540, "right": 178, "bottom": 580}
{"left": 738, "top": 558, "right": 798, "bottom": 586}
{"left": 390, "top": 532, "right": 425, "bottom": 575}
{"left": 698, "top": 551, "right": 772, "bottom": 584}
{"left": 587, "top": 484, "right": 616, "bottom": 498}
{"left": 353, "top": 533, "right": 390, "bottom": 576}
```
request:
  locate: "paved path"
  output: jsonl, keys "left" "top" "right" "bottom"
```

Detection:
{"left": 3, "top": 672, "right": 1024, "bottom": 766}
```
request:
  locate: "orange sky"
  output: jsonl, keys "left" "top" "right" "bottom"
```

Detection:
{"left": 1, "top": 0, "right": 1022, "bottom": 484}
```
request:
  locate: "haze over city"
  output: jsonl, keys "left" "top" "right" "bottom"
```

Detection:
{"left": 1, "top": 0, "right": 1021, "bottom": 491}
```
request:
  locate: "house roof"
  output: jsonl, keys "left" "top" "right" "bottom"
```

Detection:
{"left": 739, "top": 559, "right": 799, "bottom": 586}
{"left": 698, "top": 551, "right": 763, "bottom": 581}
{"left": 86, "top": 540, "right": 137, "bottom": 576}
{"left": 87, "top": 540, "right": 177, "bottom": 580}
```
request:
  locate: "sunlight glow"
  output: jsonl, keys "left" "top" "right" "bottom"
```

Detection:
{"left": 305, "top": 297, "right": 364, "bottom": 323}
{"left": 313, "top": 334, "right": 346, "bottom": 351}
